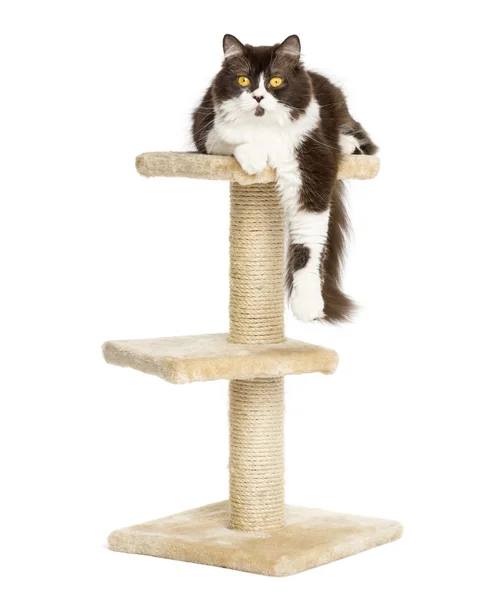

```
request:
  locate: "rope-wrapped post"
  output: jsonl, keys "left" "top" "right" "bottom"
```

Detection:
{"left": 228, "top": 182, "right": 285, "bottom": 531}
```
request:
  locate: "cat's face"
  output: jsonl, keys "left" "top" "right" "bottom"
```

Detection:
{"left": 212, "top": 35, "right": 312, "bottom": 123}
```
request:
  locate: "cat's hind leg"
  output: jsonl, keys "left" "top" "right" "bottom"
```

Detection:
{"left": 341, "top": 119, "right": 378, "bottom": 155}
{"left": 278, "top": 137, "right": 337, "bottom": 322}
{"left": 282, "top": 134, "right": 354, "bottom": 323}
{"left": 287, "top": 209, "right": 329, "bottom": 322}
{"left": 339, "top": 134, "right": 362, "bottom": 155}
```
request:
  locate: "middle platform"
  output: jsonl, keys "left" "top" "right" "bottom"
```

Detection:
{"left": 103, "top": 333, "right": 338, "bottom": 384}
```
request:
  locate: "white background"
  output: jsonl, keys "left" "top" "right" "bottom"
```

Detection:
{"left": 1, "top": 1, "right": 497, "bottom": 598}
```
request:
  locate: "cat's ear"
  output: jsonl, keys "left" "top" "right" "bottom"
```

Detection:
{"left": 276, "top": 35, "right": 301, "bottom": 59}
{"left": 223, "top": 34, "right": 245, "bottom": 59}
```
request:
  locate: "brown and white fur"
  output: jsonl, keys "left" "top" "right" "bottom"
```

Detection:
{"left": 192, "top": 34, "right": 378, "bottom": 323}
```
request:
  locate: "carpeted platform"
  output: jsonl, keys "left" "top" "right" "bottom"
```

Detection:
{"left": 102, "top": 333, "right": 338, "bottom": 384}
{"left": 108, "top": 501, "right": 403, "bottom": 577}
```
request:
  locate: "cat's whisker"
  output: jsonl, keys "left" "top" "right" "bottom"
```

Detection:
{"left": 196, "top": 112, "right": 216, "bottom": 129}
{"left": 305, "top": 132, "right": 340, "bottom": 152}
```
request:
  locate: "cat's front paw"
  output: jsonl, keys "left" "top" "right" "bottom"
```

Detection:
{"left": 290, "top": 282, "right": 325, "bottom": 322}
{"left": 234, "top": 144, "right": 267, "bottom": 175}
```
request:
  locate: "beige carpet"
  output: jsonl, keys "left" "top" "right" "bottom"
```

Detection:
{"left": 102, "top": 333, "right": 338, "bottom": 384}
{"left": 108, "top": 501, "right": 402, "bottom": 577}
{"left": 135, "top": 152, "right": 380, "bottom": 184}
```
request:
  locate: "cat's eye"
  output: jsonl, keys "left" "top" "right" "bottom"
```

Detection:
{"left": 238, "top": 76, "right": 251, "bottom": 87}
{"left": 269, "top": 77, "right": 283, "bottom": 88}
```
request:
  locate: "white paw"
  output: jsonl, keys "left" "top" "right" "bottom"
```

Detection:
{"left": 290, "top": 283, "right": 325, "bottom": 322}
{"left": 339, "top": 134, "right": 360, "bottom": 155}
{"left": 234, "top": 144, "right": 268, "bottom": 175}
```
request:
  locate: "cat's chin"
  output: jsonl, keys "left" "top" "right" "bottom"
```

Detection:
{"left": 255, "top": 106, "right": 265, "bottom": 117}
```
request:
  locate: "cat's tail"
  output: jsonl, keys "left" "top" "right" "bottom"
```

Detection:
{"left": 320, "top": 180, "right": 357, "bottom": 323}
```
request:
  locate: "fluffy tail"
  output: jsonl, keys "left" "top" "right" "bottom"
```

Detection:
{"left": 320, "top": 180, "right": 356, "bottom": 323}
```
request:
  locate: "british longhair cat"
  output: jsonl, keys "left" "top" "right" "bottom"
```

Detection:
{"left": 192, "top": 34, "right": 377, "bottom": 323}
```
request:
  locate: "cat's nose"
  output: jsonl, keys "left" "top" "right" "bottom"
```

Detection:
{"left": 253, "top": 95, "right": 264, "bottom": 103}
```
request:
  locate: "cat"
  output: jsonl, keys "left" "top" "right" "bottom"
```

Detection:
{"left": 192, "top": 34, "right": 378, "bottom": 323}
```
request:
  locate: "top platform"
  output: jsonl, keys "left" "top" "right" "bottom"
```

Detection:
{"left": 136, "top": 152, "right": 380, "bottom": 185}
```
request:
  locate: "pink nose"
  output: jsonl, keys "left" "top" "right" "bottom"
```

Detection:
{"left": 253, "top": 95, "right": 264, "bottom": 103}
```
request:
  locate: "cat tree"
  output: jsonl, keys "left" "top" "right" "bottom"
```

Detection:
{"left": 103, "top": 151, "right": 402, "bottom": 577}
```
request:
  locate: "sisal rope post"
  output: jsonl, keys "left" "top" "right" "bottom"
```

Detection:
{"left": 228, "top": 182, "right": 285, "bottom": 531}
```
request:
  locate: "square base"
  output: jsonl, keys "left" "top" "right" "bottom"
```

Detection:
{"left": 108, "top": 501, "right": 403, "bottom": 577}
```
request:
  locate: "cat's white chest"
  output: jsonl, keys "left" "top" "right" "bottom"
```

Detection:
{"left": 206, "top": 98, "right": 320, "bottom": 170}
{"left": 206, "top": 119, "right": 294, "bottom": 167}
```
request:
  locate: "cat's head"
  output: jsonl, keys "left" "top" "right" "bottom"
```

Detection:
{"left": 212, "top": 35, "right": 312, "bottom": 122}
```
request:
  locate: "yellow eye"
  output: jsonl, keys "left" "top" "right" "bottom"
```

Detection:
{"left": 238, "top": 76, "right": 251, "bottom": 87}
{"left": 270, "top": 76, "right": 283, "bottom": 88}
